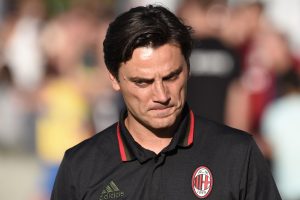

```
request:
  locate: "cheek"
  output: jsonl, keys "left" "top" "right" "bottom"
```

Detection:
{"left": 170, "top": 78, "right": 187, "bottom": 99}
{"left": 179, "top": 84, "right": 187, "bottom": 102}
{"left": 122, "top": 86, "right": 152, "bottom": 106}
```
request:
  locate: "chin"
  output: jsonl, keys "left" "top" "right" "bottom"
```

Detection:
{"left": 148, "top": 115, "right": 177, "bottom": 130}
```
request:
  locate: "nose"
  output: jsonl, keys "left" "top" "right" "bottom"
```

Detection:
{"left": 152, "top": 81, "right": 170, "bottom": 104}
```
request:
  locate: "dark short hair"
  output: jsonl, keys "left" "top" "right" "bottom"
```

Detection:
{"left": 103, "top": 5, "right": 193, "bottom": 79}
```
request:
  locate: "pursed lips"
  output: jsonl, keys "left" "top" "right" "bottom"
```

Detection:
{"left": 149, "top": 105, "right": 174, "bottom": 111}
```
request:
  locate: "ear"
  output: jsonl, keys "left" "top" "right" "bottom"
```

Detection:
{"left": 109, "top": 73, "right": 120, "bottom": 91}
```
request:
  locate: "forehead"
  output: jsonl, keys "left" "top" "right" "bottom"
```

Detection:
{"left": 120, "top": 44, "right": 186, "bottom": 77}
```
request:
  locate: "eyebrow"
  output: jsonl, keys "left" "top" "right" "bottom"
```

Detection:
{"left": 128, "top": 66, "right": 183, "bottom": 83}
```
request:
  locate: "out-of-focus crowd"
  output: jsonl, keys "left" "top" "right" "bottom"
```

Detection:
{"left": 0, "top": 0, "right": 300, "bottom": 200}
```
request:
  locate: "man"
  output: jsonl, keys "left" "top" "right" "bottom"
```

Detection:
{"left": 51, "top": 5, "right": 281, "bottom": 200}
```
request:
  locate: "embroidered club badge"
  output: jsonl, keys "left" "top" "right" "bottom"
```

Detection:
{"left": 192, "top": 166, "right": 213, "bottom": 198}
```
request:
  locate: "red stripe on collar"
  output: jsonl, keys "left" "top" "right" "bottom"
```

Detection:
{"left": 116, "top": 122, "right": 127, "bottom": 161}
{"left": 187, "top": 110, "right": 195, "bottom": 145}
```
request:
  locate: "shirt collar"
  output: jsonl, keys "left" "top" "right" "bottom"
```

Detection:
{"left": 116, "top": 104, "right": 195, "bottom": 163}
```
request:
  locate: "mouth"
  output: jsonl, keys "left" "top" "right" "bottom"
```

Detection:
{"left": 149, "top": 105, "right": 174, "bottom": 111}
{"left": 148, "top": 105, "right": 176, "bottom": 117}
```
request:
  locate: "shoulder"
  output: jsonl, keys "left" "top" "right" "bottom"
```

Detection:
{"left": 195, "top": 115, "right": 252, "bottom": 139}
{"left": 193, "top": 115, "right": 254, "bottom": 152}
{"left": 63, "top": 123, "right": 119, "bottom": 165}
{"left": 192, "top": 115, "right": 266, "bottom": 176}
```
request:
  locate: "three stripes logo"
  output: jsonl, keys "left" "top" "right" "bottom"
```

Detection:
{"left": 99, "top": 181, "right": 125, "bottom": 200}
{"left": 192, "top": 166, "right": 213, "bottom": 199}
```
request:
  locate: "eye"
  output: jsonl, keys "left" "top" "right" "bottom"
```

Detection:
{"left": 164, "top": 73, "right": 179, "bottom": 82}
{"left": 162, "top": 67, "right": 183, "bottom": 82}
{"left": 133, "top": 80, "right": 152, "bottom": 88}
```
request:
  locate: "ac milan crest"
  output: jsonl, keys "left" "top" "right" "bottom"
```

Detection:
{"left": 192, "top": 166, "right": 213, "bottom": 198}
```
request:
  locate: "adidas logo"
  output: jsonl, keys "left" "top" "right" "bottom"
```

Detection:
{"left": 99, "top": 181, "right": 125, "bottom": 200}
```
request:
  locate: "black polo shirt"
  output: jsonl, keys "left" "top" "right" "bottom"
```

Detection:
{"left": 51, "top": 105, "right": 281, "bottom": 200}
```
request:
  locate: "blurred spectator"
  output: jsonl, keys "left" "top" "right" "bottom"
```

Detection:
{"left": 225, "top": 25, "right": 295, "bottom": 156}
{"left": 36, "top": 8, "right": 99, "bottom": 197}
{"left": 222, "top": 2, "right": 263, "bottom": 51}
{"left": 222, "top": 3, "right": 268, "bottom": 131}
{"left": 0, "top": 1, "right": 40, "bottom": 154}
{"left": 35, "top": 5, "right": 120, "bottom": 198}
{"left": 88, "top": 19, "right": 119, "bottom": 132}
{"left": 2, "top": 0, "right": 46, "bottom": 92}
{"left": 177, "top": 0, "right": 240, "bottom": 123}
{"left": 261, "top": 68, "right": 300, "bottom": 200}
{"left": 0, "top": 65, "right": 32, "bottom": 151}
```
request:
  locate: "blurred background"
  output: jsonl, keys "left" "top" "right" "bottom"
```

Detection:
{"left": 0, "top": 0, "right": 300, "bottom": 199}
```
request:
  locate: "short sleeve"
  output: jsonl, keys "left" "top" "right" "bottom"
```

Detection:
{"left": 239, "top": 138, "right": 282, "bottom": 200}
{"left": 51, "top": 150, "right": 78, "bottom": 200}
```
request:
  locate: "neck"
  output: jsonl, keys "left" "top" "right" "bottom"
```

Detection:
{"left": 124, "top": 115, "right": 178, "bottom": 154}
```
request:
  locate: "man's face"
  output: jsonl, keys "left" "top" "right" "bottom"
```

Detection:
{"left": 110, "top": 43, "right": 189, "bottom": 130}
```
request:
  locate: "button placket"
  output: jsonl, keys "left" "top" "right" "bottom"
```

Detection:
{"left": 149, "top": 153, "right": 166, "bottom": 200}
